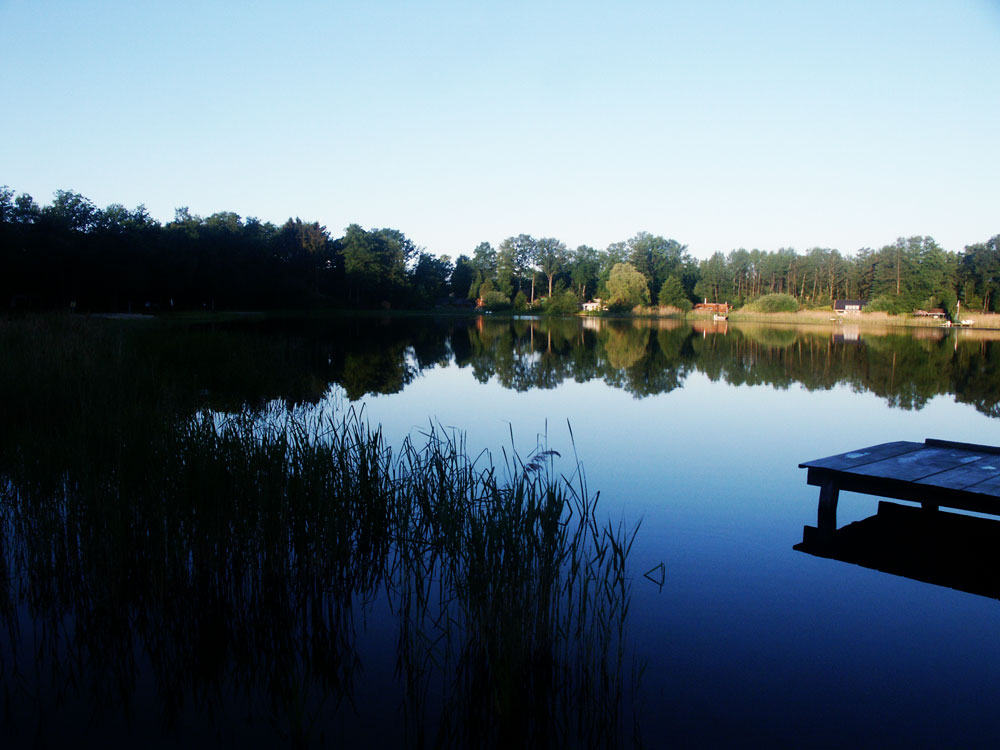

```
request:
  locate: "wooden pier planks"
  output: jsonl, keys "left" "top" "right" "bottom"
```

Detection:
{"left": 801, "top": 440, "right": 1000, "bottom": 498}
{"left": 798, "top": 441, "right": 921, "bottom": 471}
{"left": 914, "top": 460, "right": 1000, "bottom": 491}
{"left": 799, "top": 438, "right": 1000, "bottom": 528}
{"left": 847, "top": 445, "right": 989, "bottom": 482}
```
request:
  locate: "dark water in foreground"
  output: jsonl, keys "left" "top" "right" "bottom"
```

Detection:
{"left": 2, "top": 314, "right": 1000, "bottom": 747}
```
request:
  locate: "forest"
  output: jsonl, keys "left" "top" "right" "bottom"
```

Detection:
{"left": 2, "top": 185, "right": 998, "bottom": 314}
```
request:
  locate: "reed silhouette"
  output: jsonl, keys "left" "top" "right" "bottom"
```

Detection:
{"left": 0, "top": 317, "right": 642, "bottom": 746}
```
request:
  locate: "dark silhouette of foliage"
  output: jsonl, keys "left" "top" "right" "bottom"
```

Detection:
{"left": 0, "top": 184, "right": 995, "bottom": 314}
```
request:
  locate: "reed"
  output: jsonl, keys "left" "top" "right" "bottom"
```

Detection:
{"left": 954, "top": 312, "right": 1000, "bottom": 330}
{"left": 728, "top": 309, "right": 964, "bottom": 327}
{"left": 0, "top": 386, "right": 641, "bottom": 746}
{"left": 390, "top": 423, "right": 638, "bottom": 747}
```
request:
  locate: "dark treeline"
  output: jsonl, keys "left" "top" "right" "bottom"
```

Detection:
{"left": 2, "top": 185, "right": 998, "bottom": 313}
{"left": 0, "top": 187, "right": 434, "bottom": 311}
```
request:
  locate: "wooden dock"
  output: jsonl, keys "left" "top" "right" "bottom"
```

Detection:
{"left": 799, "top": 438, "right": 1000, "bottom": 531}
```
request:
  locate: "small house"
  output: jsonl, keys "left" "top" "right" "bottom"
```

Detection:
{"left": 833, "top": 300, "right": 865, "bottom": 315}
{"left": 581, "top": 298, "right": 606, "bottom": 312}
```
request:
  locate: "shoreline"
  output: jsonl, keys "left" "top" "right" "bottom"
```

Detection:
{"left": 617, "top": 308, "right": 1000, "bottom": 330}
{"left": 8, "top": 307, "right": 1000, "bottom": 331}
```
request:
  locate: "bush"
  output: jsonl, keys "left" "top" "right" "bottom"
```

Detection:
{"left": 742, "top": 293, "right": 799, "bottom": 313}
{"left": 480, "top": 290, "right": 511, "bottom": 311}
{"left": 513, "top": 291, "right": 528, "bottom": 311}
{"left": 864, "top": 295, "right": 908, "bottom": 315}
{"left": 544, "top": 291, "right": 580, "bottom": 315}
{"left": 657, "top": 276, "right": 691, "bottom": 310}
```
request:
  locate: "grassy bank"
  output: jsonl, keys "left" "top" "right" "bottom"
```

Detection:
{"left": 725, "top": 309, "right": 1000, "bottom": 328}
{"left": 569, "top": 304, "right": 1000, "bottom": 329}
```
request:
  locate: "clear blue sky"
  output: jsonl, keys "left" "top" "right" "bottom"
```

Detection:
{"left": 2, "top": 0, "right": 998, "bottom": 260}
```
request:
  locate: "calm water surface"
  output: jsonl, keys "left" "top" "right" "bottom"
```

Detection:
{"left": 3, "top": 314, "right": 1000, "bottom": 747}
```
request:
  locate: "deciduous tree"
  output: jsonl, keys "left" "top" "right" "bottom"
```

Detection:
{"left": 605, "top": 262, "right": 650, "bottom": 310}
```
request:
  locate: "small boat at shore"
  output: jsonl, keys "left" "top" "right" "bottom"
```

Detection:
{"left": 713, "top": 313, "right": 728, "bottom": 321}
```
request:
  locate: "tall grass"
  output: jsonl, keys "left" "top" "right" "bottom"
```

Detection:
{"left": 728, "top": 309, "right": 989, "bottom": 327}
{"left": 391, "top": 423, "right": 637, "bottom": 746}
{"left": 954, "top": 312, "right": 1000, "bottom": 330}
{"left": 0, "top": 391, "right": 641, "bottom": 746}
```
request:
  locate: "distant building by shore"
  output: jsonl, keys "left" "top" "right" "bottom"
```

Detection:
{"left": 833, "top": 299, "right": 866, "bottom": 315}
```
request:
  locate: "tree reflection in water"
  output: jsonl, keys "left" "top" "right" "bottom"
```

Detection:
{"left": 13, "top": 313, "right": 985, "bottom": 415}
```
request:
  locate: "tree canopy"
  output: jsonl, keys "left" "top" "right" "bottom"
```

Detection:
{"left": 0, "top": 184, "right": 995, "bottom": 315}
{"left": 605, "top": 263, "right": 650, "bottom": 310}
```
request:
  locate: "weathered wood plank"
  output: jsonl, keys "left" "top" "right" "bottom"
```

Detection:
{"left": 848, "top": 447, "right": 989, "bottom": 482}
{"left": 817, "top": 478, "right": 839, "bottom": 531}
{"left": 924, "top": 438, "right": 1000, "bottom": 456}
{"left": 798, "top": 441, "right": 921, "bottom": 471}
{"left": 806, "top": 469, "right": 1000, "bottom": 515}
{"left": 963, "top": 472, "right": 1000, "bottom": 498}
{"left": 915, "top": 459, "right": 1000, "bottom": 490}
{"left": 801, "top": 439, "right": 1000, "bottom": 527}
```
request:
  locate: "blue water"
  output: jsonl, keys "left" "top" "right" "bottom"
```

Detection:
{"left": 349, "top": 329, "right": 1000, "bottom": 747}
{"left": 4, "top": 316, "right": 1000, "bottom": 747}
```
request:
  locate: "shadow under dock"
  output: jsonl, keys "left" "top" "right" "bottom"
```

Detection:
{"left": 796, "top": 501, "right": 1000, "bottom": 601}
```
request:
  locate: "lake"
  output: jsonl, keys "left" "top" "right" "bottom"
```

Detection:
{"left": 2, "top": 314, "right": 999, "bottom": 747}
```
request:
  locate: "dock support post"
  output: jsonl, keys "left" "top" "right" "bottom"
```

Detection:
{"left": 817, "top": 480, "right": 840, "bottom": 532}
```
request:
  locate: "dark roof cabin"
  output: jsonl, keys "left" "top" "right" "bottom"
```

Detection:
{"left": 833, "top": 299, "right": 865, "bottom": 313}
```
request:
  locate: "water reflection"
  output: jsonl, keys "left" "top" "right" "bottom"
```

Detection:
{"left": 177, "top": 315, "right": 1000, "bottom": 417}
{"left": 3, "top": 314, "right": 999, "bottom": 745}
{"left": 13, "top": 314, "right": 987, "bottom": 416}
{"left": 795, "top": 501, "right": 1000, "bottom": 601}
